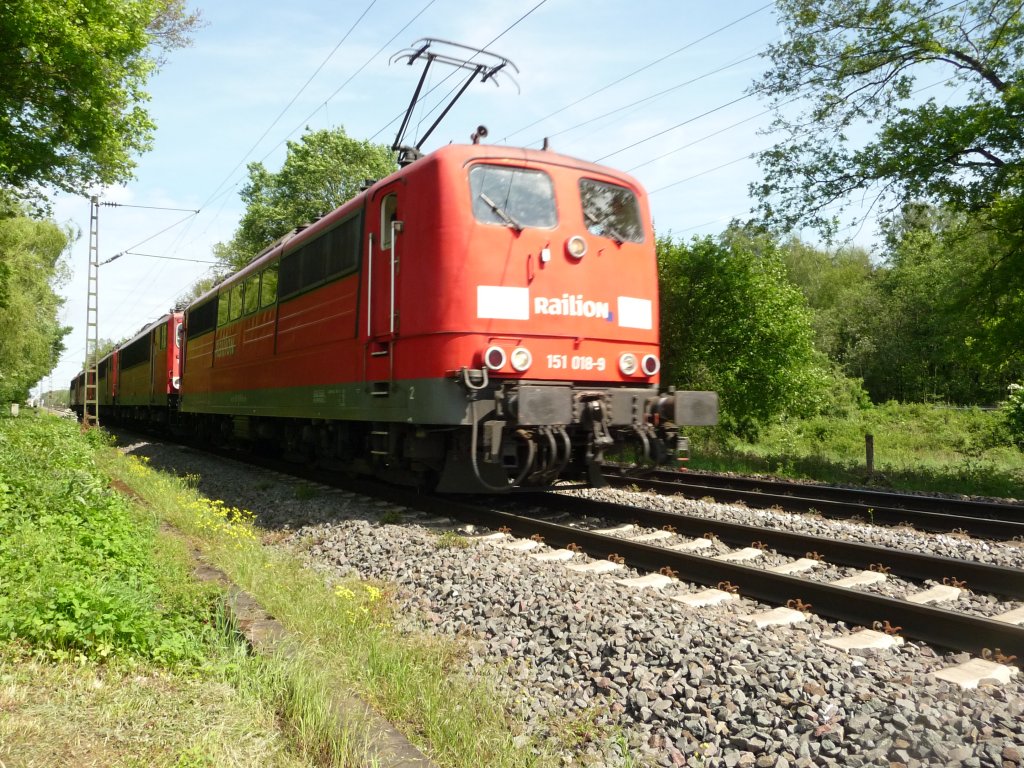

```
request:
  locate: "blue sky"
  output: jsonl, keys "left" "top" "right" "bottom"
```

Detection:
{"left": 49, "top": 0, "right": 792, "bottom": 390}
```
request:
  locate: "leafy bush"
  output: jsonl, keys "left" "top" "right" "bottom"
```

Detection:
{"left": 0, "top": 416, "right": 213, "bottom": 662}
{"left": 1004, "top": 383, "right": 1024, "bottom": 449}
{"left": 657, "top": 227, "right": 829, "bottom": 440}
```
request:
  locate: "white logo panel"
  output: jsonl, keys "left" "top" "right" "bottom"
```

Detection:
{"left": 477, "top": 286, "right": 530, "bottom": 320}
{"left": 617, "top": 297, "right": 653, "bottom": 329}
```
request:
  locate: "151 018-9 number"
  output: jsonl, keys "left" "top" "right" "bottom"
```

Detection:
{"left": 546, "top": 354, "right": 606, "bottom": 371}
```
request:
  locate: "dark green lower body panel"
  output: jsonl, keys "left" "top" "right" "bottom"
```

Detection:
{"left": 180, "top": 378, "right": 474, "bottom": 425}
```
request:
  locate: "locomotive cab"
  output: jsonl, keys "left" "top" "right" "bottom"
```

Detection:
{"left": 376, "top": 144, "right": 717, "bottom": 491}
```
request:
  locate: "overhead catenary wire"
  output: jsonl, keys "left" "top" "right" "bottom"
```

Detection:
{"left": 105, "top": 211, "right": 199, "bottom": 259}
{"left": 529, "top": 50, "right": 766, "bottom": 149}
{"left": 260, "top": 0, "right": 440, "bottom": 164}
{"left": 589, "top": 0, "right": 973, "bottom": 172}
{"left": 196, "top": 0, "right": 381, "bottom": 215}
{"left": 594, "top": 93, "right": 756, "bottom": 163}
{"left": 500, "top": 1, "right": 775, "bottom": 144}
{"left": 179, "top": 1, "right": 440, "bottom": 257}
{"left": 122, "top": 252, "right": 220, "bottom": 264}
{"left": 643, "top": 74, "right": 959, "bottom": 204}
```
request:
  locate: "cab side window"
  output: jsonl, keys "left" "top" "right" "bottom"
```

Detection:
{"left": 380, "top": 194, "right": 398, "bottom": 250}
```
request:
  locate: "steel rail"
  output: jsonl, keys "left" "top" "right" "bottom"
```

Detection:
{"left": 614, "top": 467, "right": 1024, "bottom": 517}
{"left": 121, "top": 432, "right": 1024, "bottom": 662}
{"left": 437, "top": 499, "right": 1024, "bottom": 662}
{"left": 601, "top": 472, "right": 1024, "bottom": 540}
{"left": 331, "top": 478, "right": 1024, "bottom": 661}
{"left": 521, "top": 493, "right": 1024, "bottom": 599}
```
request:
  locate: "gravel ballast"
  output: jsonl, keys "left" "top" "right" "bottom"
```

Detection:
{"left": 126, "top": 438, "right": 1024, "bottom": 768}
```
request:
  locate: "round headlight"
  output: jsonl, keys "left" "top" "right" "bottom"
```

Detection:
{"left": 510, "top": 346, "right": 532, "bottom": 372}
{"left": 619, "top": 353, "right": 638, "bottom": 376}
{"left": 641, "top": 354, "right": 660, "bottom": 376}
{"left": 484, "top": 345, "right": 507, "bottom": 371}
{"left": 566, "top": 235, "right": 588, "bottom": 260}
{"left": 171, "top": 376, "right": 181, "bottom": 390}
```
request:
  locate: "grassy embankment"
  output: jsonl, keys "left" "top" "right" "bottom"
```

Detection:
{"left": 0, "top": 414, "right": 605, "bottom": 768}
{"left": 688, "top": 402, "right": 1024, "bottom": 500}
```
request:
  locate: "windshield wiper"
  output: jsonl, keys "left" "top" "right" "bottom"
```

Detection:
{"left": 584, "top": 210, "right": 625, "bottom": 245}
{"left": 480, "top": 193, "right": 523, "bottom": 232}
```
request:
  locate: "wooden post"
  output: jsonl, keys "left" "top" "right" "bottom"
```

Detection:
{"left": 865, "top": 433, "right": 874, "bottom": 479}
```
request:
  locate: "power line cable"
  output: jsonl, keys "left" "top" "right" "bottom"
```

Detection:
{"left": 179, "top": 3, "right": 437, "bottom": 255}
{"left": 594, "top": 93, "right": 754, "bottom": 163}
{"left": 649, "top": 150, "right": 763, "bottom": 195}
{"left": 596, "top": 0, "right": 972, "bottom": 169}
{"left": 625, "top": 92, "right": 803, "bottom": 173}
{"left": 501, "top": 1, "right": 775, "bottom": 143}
{"left": 107, "top": 211, "right": 199, "bottom": 258}
{"left": 627, "top": 108, "right": 771, "bottom": 172}
{"left": 531, "top": 51, "right": 764, "bottom": 148}
{"left": 263, "top": 0, "right": 440, "bottom": 163}
{"left": 123, "top": 252, "right": 220, "bottom": 264}
{"left": 197, "top": 1, "right": 380, "bottom": 213}
{"left": 647, "top": 74, "right": 960, "bottom": 235}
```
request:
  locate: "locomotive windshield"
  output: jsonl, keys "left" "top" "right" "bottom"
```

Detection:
{"left": 470, "top": 165, "right": 556, "bottom": 230}
{"left": 579, "top": 179, "right": 643, "bottom": 243}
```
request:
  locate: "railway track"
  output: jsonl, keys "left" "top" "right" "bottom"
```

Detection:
{"left": 121, "top": 431, "right": 1024, "bottom": 764}
{"left": 277, "top": 469, "right": 1024, "bottom": 663}
{"left": 122, "top": 429, "right": 1024, "bottom": 666}
{"left": 601, "top": 467, "right": 1024, "bottom": 540}
{"left": 524, "top": 492, "right": 1024, "bottom": 599}
{"left": 466, "top": 501, "right": 1024, "bottom": 664}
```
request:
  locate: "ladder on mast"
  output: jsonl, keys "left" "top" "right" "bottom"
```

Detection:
{"left": 84, "top": 196, "right": 100, "bottom": 428}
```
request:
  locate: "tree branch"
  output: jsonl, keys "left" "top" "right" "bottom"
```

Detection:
{"left": 948, "top": 146, "right": 1006, "bottom": 167}
{"left": 934, "top": 48, "right": 1007, "bottom": 91}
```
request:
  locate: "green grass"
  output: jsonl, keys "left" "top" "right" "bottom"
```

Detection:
{"left": 0, "top": 414, "right": 315, "bottom": 767}
{"left": 0, "top": 646, "right": 313, "bottom": 768}
{"left": 107, "top": 448, "right": 555, "bottom": 767}
{"left": 0, "top": 416, "right": 214, "bottom": 663}
{"left": 0, "top": 414, "right": 654, "bottom": 767}
{"left": 688, "top": 402, "right": 1024, "bottom": 499}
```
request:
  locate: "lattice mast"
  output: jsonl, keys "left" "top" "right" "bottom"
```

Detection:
{"left": 83, "top": 196, "right": 100, "bottom": 427}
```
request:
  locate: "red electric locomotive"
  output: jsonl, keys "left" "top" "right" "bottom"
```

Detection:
{"left": 70, "top": 312, "right": 184, "bottom": 425}
{"left": 179, "top": 142, "right": 716, "bottom": 491}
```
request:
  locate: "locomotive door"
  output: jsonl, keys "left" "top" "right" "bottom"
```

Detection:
{"left": 365, "top": 187, "right": 402, "bottom": 393}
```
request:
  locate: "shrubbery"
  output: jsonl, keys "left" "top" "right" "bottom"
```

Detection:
{"left": 1004, "top": 383, "right": 1024, "bottom": 449}
{"left": 0, "top": 416, "right": 214, "bottom": 662}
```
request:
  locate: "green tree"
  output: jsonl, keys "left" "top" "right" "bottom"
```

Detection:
{"left": 0, "top": 0, "right": 202, "bottom": 206}
{"left": 658, "top": 226, "right": 828, "bottom": 437}
{"left": 217, "top": 127, "right": 396, "bottom": 269}
{"left": 868, "top": 203, "right": 1023, "bottom": 403}
{"left": 0, "top": 209, "right": 73, "bottom": 403}
{"left": 752, "top": 0, "right": 1023, "bottom": 236}
{"left": 778, "top": 239, "right": 879, "bottom": 374}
